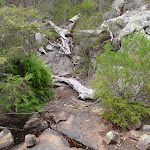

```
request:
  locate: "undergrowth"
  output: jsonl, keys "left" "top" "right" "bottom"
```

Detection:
{"left": 90, "top": 32, "right": 150, "bottom": 129}
{"left": 0, "top": 51, "right": 54, "bottom": 113}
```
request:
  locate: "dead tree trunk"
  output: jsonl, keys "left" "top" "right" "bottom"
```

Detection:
{"left": 38, "top": 14, "right": 113, "bottom": 55}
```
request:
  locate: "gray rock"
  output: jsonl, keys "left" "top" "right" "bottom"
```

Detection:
{"left": 38, "top": 120, "right": 49, "bottom": 131}
{"left": 14, "top": 129, "right": 79, "bottom": 150}
{"left": 143, "top": 125, "right": 150, "bottom": 134}
{"left": 101, "top": 9, "right": 150, "bottom": 41}
{"left": 105, "top": 131, "right": 120, "bottom": 144}
{"left": 24, "top": 117, "right": 49, "bottom": 131}
{"left": 43, "top": 52, "right": 73, "bottom": 76}
{"left": 0, "top": 128, "right": 14, "bottom": 149}
{"left": 25, "top": 134, "right": 37, "bottom": 148}
{"left": 52, "top": 111, "right": 109, "bottom": 150}
{"left": 24, "top": 118, "right": 41, "bottom": 130}
{"left": 127, "top": 119, "right": 141, "bottom": 130}
{"left": 137, "top": 134, "right": 150, "bottom": 150}
{"left": 127, "top": 130, "right": 141, "bottom": 140}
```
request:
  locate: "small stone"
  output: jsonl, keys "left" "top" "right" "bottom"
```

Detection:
{"left": 137, "top": 134, "right": 150, "bottom": 150}
{"left": 25, "top": 134, "right": 37, "bottom": 148}
{"left": 143, "top": 125, "right": 150, "bottom": 134}
{"left": 127, "top": 130, "right": 141, "bottom": 140}
{"left": 127, "top": 119, "right": 141, "bottom": 130}
{"left": 0, "top": 128, "right": 14, "bottom": 149}
{"left": 105, "top": 131, "right": 120, "bottom": 144}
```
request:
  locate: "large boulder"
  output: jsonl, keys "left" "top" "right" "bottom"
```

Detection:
{"left": 0, "top": 128, "right": 14, "bottom": 149}
{"left": 52, "top": 111, "right": 110, "bottom": 150}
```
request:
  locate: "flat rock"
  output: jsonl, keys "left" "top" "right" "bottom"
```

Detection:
{"left": 52, "top": 111, "right": 110, "bottom": 150}
{"left": 14, "top": 129, "right": 80, "bottom": 150}
{"left": 0, "top": 128, "right": 14, "bottom": 149}
{"left": 137, "top": 134, "right": 150, "bottom": 150}
{"left": 43, "top": 52, "right": 73, "bottom": 76}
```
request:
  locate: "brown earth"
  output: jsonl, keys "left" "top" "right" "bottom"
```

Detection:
{"left": 43, "top": 83, "right": 138, "bottom": 150}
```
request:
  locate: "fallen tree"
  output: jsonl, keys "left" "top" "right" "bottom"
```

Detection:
{"left": 44, "top": 14, "right": 113, "bottom": 55}
{"left": 52, "top": 75, "right": 94, "bottom": 100}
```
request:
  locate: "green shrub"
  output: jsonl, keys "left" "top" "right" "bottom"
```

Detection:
{"left": 0, "top": 6, "right": 41, "bottom": 51}
{"left": 90, "top": 32, "right": 150, "bottom": 128}
{"left": 0, "top": 74, "right": 34, "bottom": 112}
{"left": 0, "top": 51, "right": 54, "bottom": 113}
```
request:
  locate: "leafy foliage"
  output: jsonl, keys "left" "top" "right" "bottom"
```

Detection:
{"left": 44, "top": 0, "right": 111, "bottom": 29}
{"left": 0, "top": 74, "right": 34, "bottom": 112}
{"left": 0, "top": 51, "right": 54, "bottom": 113}
{"left": 0, "top": 6, "right": 41, "bottom": 51}
{"left": 90, "top": 32, "right": 150, "bottom": 128}
{"left": 0, "top": 6, "right": 54, "bottom": 114}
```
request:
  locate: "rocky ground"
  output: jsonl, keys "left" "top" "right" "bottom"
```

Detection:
{"left": 10, "top": 83, "right": 139, "bottom": 150}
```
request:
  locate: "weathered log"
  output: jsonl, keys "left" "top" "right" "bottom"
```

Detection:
{"left": 46, "top": 14, "right": 113, "bottom": 55}
{"left": 46, "top": 20, "right": 69, "bottom": 40}
{"left": 69, "top": 14, "right": 80, "bottom": 23}
{"left": 69, "top": 14, "right": 80, "bottom": 30}
{"left": 53, "top": 75, "right": 94, "bottom": 100}
{"left": 46, "top": 20, "right": 73, "bottom": 55}
{"left": 60, "top": 37, "right": 71, "bottom": 54}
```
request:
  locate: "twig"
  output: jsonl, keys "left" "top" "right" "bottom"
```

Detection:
{"left": 0, "top": 106, "right": 53, "bottom": 117}
{"left": 0, "top": 126, "right": 25, "bottom": 132}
